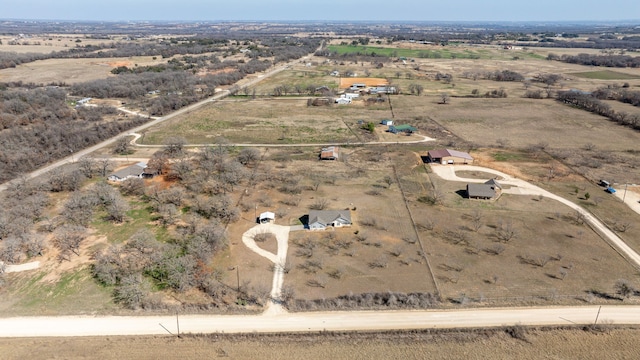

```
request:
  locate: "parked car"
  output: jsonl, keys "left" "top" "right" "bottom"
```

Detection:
{"left": 605, "top": 187, "right": 616, "bottom": 194}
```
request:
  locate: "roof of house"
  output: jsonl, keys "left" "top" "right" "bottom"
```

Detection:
{"left": 390, "top": 124, "right": 417, "bottom": 132}
{"left": 259, "top": 211, "right": 275, "bottom": 220}
{"left": 485, "top": 178, "right": 502, "bottom": 189}
{"left": 109, "top": 162, "right": 146, "bottom": 179}
{"left": 467, "top": 183, "right": 496, "bottom": 198}
{"left": 308, "top": 210, "right": 351, "bottom": 226}
{"left": 321, "top": 146, "right": 339, "bottom": 159}
{"left": 428, "top": 149, "right": 473, "bottom": 160}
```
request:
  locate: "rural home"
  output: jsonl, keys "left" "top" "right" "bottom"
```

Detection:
{"left": 108, "top": 162, "right": 148, "bottom": 182}
{"left": 308, "top": 210, "right": 352, "bottom": 230}
{"left": 259, "top": 211, "right": 275, "bottom": 224}
{"left": 320, "top": 146, "right": 339, "bottom": 160}
{"left": 466, "top": 179, "right": 502, "bottom": 200}
{"left": 388, "top": 124, "right": 417, "bottom": 134}
{"left": 427, "top": 149, "right": 474, "bottom": 164}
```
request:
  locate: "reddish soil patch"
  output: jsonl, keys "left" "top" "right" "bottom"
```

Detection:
{"left": 107, "top": 61, "right": 133, "bottom": 68}
{"left": 339, "top": 77, "right": 389, "bottom": 89}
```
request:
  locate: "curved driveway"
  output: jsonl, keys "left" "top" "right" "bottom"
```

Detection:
{"left": 430, "top": 165, "right": 640, "bottom": 268}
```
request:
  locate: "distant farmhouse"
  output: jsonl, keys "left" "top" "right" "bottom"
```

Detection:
{"left": 108, "top": 162, "right": 154, "bottom": 182}
{"left": 427, "top": 149, "right": 474, "bottom": 164}
{"left": 388, "top": 124, "right": 417, "bottom": 134}
{"left": 467, "top": 179, "right": 502, "bottom": 200}
{"left": 308, "top": 210, "right": 352, "bottom": 230}
{"left": 320, "top": 146, "right": 339, "bottom": 160}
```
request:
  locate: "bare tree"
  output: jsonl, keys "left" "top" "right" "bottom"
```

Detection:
{"left": 113, "top": 136, "right": 133, "bottom": 155}
{"left": 615, "top": 279, "right": 635, "bottom": 300}
{"left": 238, "top": 148, "right": 260, "bottom": 166}
{"left": 440, "top": 93, "right": 450, "bottom": 104}
{"left": 107, "top": 193, "right": 130, "bottom": 223}
{"left": 470, "top": 209, "right": 483, "bottom": 232}
{"left": 163, "top": 136, "right": 187, "bottom": 157}
{"left": 53, "top": 225, "right": 88, "bottom": 261}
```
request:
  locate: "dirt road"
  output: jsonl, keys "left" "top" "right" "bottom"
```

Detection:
{"left": 0, "top": 305, "right": 638, "bottom": 337}
{"left": 0, "top": 57, "right": 307, "bottom": 193}
{"left": 431, "top": 165, "right": 640, "bottom": 268}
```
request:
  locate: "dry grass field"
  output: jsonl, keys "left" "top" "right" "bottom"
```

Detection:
{"left": 3, "top": 39, "right": 640, "bottom": 316}
{"left": 2, "top": 327, "right": 640, "bottom": 360}
{"left": 139, "top": 97, "right": 396, "bottom": 145}
{"left": 0, "top": 56, "right": 166, "bottom": 84}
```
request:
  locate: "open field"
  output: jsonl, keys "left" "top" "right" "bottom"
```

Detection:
{"left": 0, "top": 56, "right": 167, "bottom": 84}
{"left": 3, "top": 35, "right": 640, "bottom": 317}
{"left": 0, "top": 34, "right": 120, "bottom": 54}
{"left": 570, "top": 70, "right": 640, "bottom": 80}
{"left": 2, "top": 327, "right": 640, "bottom": 360}
{"left": 138, "top": 98, "right": 394, "bottom": 145}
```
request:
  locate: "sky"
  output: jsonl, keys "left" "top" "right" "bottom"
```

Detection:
{"left": 3, "top": 0, "right": 640, "bottom": 22}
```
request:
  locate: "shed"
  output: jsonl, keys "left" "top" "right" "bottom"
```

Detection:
{"left": 259, "top": 211, "right": 275, "bottom": 223}
{"left": 427, "top": 149, "right": 474, "bottom": 164}
{"left": 467, "top": 183, "right": 496, "bottom": 199}
{"left": 381, "top": 119, "right": 393, "bottom": 126}
{"left": 320, "top": 146, "right": 339, "bottom": 160}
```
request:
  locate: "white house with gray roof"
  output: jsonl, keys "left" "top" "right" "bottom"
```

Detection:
{"left": 308, "top": 210, "right": 352, "bottom": 230}
{"left": 108, "top": 162, "right": 147, "bottom": 182}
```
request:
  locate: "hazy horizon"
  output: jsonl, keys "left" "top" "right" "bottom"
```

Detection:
{"left": 3, "top": 0, "right": 640, "bottom": 23}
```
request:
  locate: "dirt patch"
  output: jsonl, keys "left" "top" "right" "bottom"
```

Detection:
{"left": 107, "top": 61, "right": 133, "bottom": 68}
{"left": 41, "top": 231, "right": 108, "bottom": 283}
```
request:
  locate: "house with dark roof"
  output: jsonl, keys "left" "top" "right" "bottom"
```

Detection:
{"left": 466, "top": 179, "right": 502, "bottom": 200}
{"left": 427, "top": 149, "right": 474, "bottom": 164}
{"left": 308, "top": 210, "right": 352, "bottom": 230}
{"left": 108, "top": 162, "right": 148, "bottom": 182}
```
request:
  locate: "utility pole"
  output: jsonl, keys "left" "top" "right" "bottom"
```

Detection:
{"left": 236, "top": 265, "right": 240, "bottom": 295}
{"left": 623, "top": 183, "right": 628, "bottom": 203}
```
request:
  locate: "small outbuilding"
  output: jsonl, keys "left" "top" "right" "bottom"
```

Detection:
{"left": 320, "top": 146, "right": 339, "bottom": 160}
{"left": 467, "top": 179, "right": 502, "bottom": 200}
{"left": 381, "top": 119, "right": 393, "bottom": 126}
{"left": 259, "top": 211, "right": 275, "bottom": 224}
{"left": 427, "top": 149, "right": 474, "bottom": 164}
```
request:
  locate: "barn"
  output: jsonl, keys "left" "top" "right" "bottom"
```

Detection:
{"left": 427, "top": 149, "right": 474, "bottom": 164}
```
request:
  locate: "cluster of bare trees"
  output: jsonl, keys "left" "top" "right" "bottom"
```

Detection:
{"left": 551, "top": 53, "right": 640, "bottom": 68}
{"left": 593, "top": 85, "right": 640, "bottom": 108}
{"left": 557, "top": 90, "right": 640, "bottom": 130}
{"left": 0, "top": 87, "right": 150, "bottom": 183}
{"left": 290, "top": 291, "right": 440, "bottom": 311}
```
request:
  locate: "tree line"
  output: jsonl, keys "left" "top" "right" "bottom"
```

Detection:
{"left": 557, "top": 90, "right": 640, "bottom": 130}
{"left": 549, "top": 53, "right": 640, "bottom": 68}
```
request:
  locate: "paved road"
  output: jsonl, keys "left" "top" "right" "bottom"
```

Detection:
{"left": 0, "top": 305, "right": 638, "bottom": 337}
{"left": 430, "top": 164, "right": 640, "bottom": 269}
